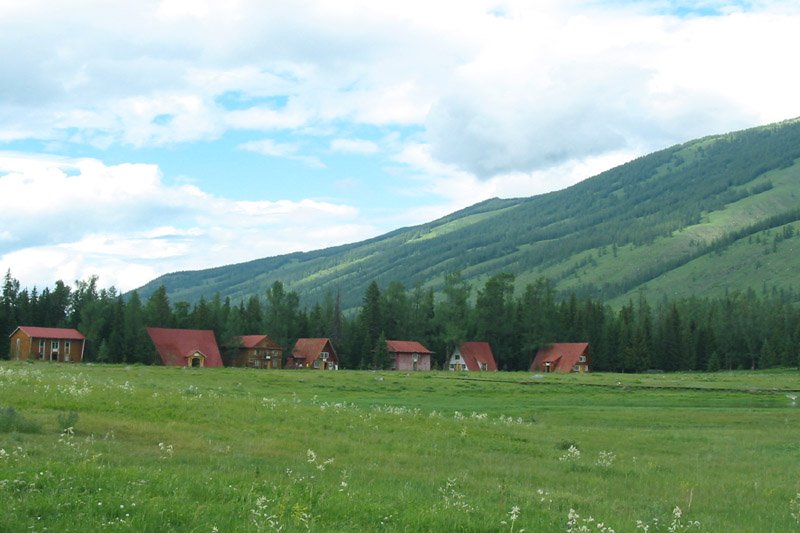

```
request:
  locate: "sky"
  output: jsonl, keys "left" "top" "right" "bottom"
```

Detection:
{"left": 2, "top": 0, "right": 800, "bottom": 293}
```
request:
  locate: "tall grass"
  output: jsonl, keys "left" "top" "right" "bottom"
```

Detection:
{"left": 1, "top": 362, "right": 799, "bottom": 531}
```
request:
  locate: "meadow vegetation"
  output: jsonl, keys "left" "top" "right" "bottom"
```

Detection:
{"left": 2, "top": 361, "right": 799, "bottom": 531}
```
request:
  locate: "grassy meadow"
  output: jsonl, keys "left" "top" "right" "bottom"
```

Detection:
{"left": 1, "top": 362, "right": 799, "bottom": 532}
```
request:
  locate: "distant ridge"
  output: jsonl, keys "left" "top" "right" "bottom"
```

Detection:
{"left": 136, "top": 117, "right": 800, "bottom": 310}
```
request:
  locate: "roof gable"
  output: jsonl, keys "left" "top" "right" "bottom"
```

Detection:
{"left": 291, "top": 338, "right": 337, "bottom": 364}
{"left": 456, "top": 342, "right": 497, "bottom": 371}
{"left": 238, "top": 335, "right": 282, "bottom": 350}
{"left": 12, "top": 326, "right": 86, "bottom": 340}
{"left": 147, "top": 328, "right": 223, "bottom": 367}
{"left": 531, "top": 343, "right": 589, "bottom": 372}
{"left": 386, "top": 340, "right": 433, "bottom": 355}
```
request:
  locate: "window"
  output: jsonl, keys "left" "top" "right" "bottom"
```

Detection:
{"left": 65, "top": 341, "right": 71, "bottom": 354}
{"left": 39, "top": 340, "right": 46, "bottom": 355}
{"left": 449, "top": 364, "right": 455, "bottom": 370}
{"left": 412, "top": 353, "right": 419, "bottom": 362}
{"left": 573, "top": 365, "right": 580, "bottom": 372}
{"left": 390, "top": 362, "right": 397, "bottom": 370}
{"left": 454, "top": 353, "right": 461, "bottom": 360}
{"left": 578, "top": 355, "right": 586, "bottom": 363}
{"left": 320, "top": 351, "right": 329, "bottom": 360}
{"left": 52, "top": 340, "right": 59, "bottom": 352}
{"left": 313, "top": 359, "right": 321, "bottom": 369}
{"left": 480, "top": 363, "right": 487, "bottom": 371}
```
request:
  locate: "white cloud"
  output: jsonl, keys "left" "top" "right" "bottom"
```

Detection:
{"left": 237, "top": 139, "right": 326, "bottom": 167}
{"left": 330, "top": 138, "right": 380, "bottom": 155}
{"left": 2, "top": 2, "right": 800, "bottom": 292}
{"left": 0, "top": 153, "right": 371, "bottom": 291}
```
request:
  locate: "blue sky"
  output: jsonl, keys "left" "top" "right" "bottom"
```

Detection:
{"left": 2, "top": 0, "right": 800, "bottom": 292}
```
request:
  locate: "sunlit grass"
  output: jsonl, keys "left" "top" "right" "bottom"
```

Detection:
{"left": 2, "top": 362, "right": 799, "bottom": 531}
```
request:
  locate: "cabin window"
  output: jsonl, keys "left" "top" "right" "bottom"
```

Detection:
{"left": 320, "top": 351, "right": 329, "bottom": 360}
{"left": 573, "top": 365, "right": 580, "bottom": 372}
{"left": 65, "top": 341, "right": 71, "bottom": 354}
{"left": 51, "top": 340, "right": 59, "bottom": 352}
{"left": 480, "top": 363, "right": 487, "bottom": 371}
{"left": 39, "top": 340, "right": 46, "bottom": 356}
{"left": 412, "top": 353, "right": 419, "bottom": 362}
{"left": 578, "top": 355, "right": 586, "bottom": 363}
{"left": 454, "top": 353, "right": 461, "bottom": 360}
{"left": 313, "top": 359, "right": 321, "bottom": 369}
{"left": 449, "top": 364, "right": 455, "bottom": 370}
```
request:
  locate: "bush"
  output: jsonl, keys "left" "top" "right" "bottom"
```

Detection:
{"left": 56, "top": 410, "right": 79, "bottom": 431}
{"left": 0, "top": 406, "right": 42, "bottom": 433}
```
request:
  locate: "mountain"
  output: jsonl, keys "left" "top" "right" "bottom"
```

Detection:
{"left": 136, "top": 118, "right": 800, "bottom": 311}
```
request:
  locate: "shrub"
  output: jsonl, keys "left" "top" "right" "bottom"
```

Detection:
{"left": 56, "top": 410, "right": 80, "bottom": 431}
{"left": 0, "top": 406, "right": 42, "bottom": 433}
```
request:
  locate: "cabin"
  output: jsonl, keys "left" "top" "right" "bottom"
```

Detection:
{"left": 8, "top": 326, "right": 86, "bottom": 362}
{"left": 530, "top": 343, "right": 590, "bottom": 373}
{"left": 448, "top": 342, "right": 498, "bottom": 371}
{"left": 287, "top": 338, "right": 339, "bottom": 369}
{"left": 147, "top": 327, "right": 223, "bottom": 367}
{"left": 386, "top": 340, "right": 433, "bottom": 371}
{"left": 228, "top": 335, "right": 284, "bottom": 368}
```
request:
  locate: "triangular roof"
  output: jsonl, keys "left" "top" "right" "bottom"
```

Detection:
{"left": 456, "top": 342, "right": 498, "bottom": 371}
{"left": 291, "top": 338, "right": 337, "bottom": 364}
{"left": 531, "top": 343, "right": 589, "bottom": 372}
{"left": 147, "top": 327, "right": 223, "bottom": 367}
{"left": 386, "top": 340, "right": 433, "bottom": 354}
{"left": 11, "top": 326, "right": 85, "bottom": 340}
{"left": 238, "top": 335, "right": 283, "bottom": 350}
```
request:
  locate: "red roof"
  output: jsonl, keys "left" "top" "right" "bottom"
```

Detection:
{"left": 12, "top": 326, "right": 85, "bottom": 340}
{"left": 147, "top": 327, "right": 223, "bottom": 367}
{"left": 386, "top": 340, "right": 433, "bottom": 354}
{"left": 530, "top": 343, "right": 590, "bottom": 373}
{"left": 456, "top": 342, "right": 498, "bottom": 371}
{"left": 238, "top": 335, "right": 282, "bottom": 349}
{"left": 290, "top": 338, "right": 337, "bottom": 366}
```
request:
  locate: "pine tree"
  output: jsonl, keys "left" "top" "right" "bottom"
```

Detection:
{"left": 372, "top": 333, "right": 390, "bottom": 369}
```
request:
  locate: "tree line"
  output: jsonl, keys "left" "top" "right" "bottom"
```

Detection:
{"left": 2, "top": 270, "right": 799, "bottom": 371}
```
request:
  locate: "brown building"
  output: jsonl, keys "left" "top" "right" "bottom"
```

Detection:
{"left": 448, "top": 342, "right": 498, "bottom": 371}
{"left": 8, "top": 326, "right": 86, "bottom": 362}
{"left": 146, "top": 327, "right": 224, "bottom": 367}
{"left": 530, "top": 343, "right": 591, "bottom": 373}
{"left": 287, "top": 338, "right": 339, "bottom": 369}
{"left": 229, "top": 335, "right": 284, "bottom": 368}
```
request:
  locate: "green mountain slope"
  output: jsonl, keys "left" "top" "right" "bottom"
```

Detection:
{"left": 136, "top": 118, "right": 800, "bottom": 310}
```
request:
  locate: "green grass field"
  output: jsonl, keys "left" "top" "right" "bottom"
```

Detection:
{"left": 2, "top": 362, "right": 799, "bottom": 532}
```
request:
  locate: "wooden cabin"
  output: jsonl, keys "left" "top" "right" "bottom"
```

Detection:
{"left": 287, "top": 338, "right": 339, "bottom": 369}
{"left": 8, "top": 326, "right": 86, "bottom": 362}
{"left": 448, "top": 341, "right": 498, "bottom": 371}
{"left": 147, "top": 327, "right": 223, "bottom": 367}
{"left": 228, "top": 335, "right": 283, "bottom": 368}
{"left": 386, "top": 340, "right": 433, "bottom": 371}
{"left": 530, "top": 343, "right": 590, "bottom": 373}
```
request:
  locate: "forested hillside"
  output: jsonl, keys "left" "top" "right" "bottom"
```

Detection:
{"left": 136, "top": 118, "right": 800, "bottom": 312}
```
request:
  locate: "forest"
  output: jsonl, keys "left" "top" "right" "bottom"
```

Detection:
{"left": 2, "top": 269, "right": 799, "bottom": 372}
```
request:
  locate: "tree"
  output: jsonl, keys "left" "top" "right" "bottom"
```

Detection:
{"left": 435, "top": 271, "right": 471, "bottom": 364}
{"left": 372, "top": 333, "right": 390, "bottom": 369}
{"left": 361, "top": 281, "right": 383, "bottom": 348}
{"left": 145, "top": 285, "right": 172, "bottom": 327}
{"left": 475, "top": 273, "right": 516, "bottom": 369}
{"left": 123, "top": 291, "right": 152, "bottom": 364}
